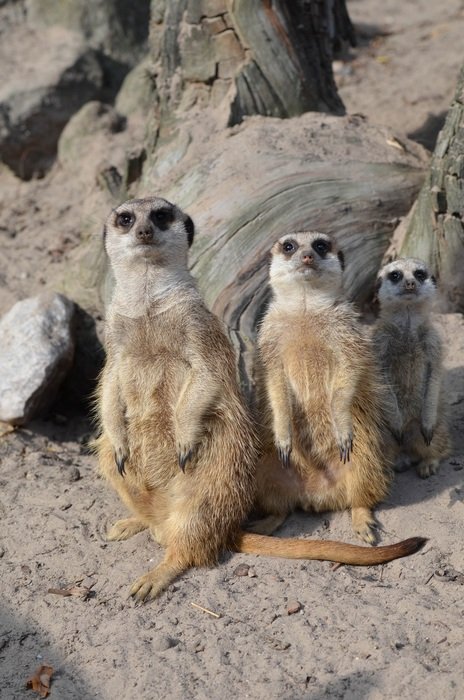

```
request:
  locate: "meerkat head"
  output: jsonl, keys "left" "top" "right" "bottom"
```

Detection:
{"left": 376, "top": 258, "right": 436, "bottom": 312}
{"left": 269, "top": 231, "right": 345, "bottom": 303}
{"left": 103, "top": 196, "right": 195, "bottom": 270}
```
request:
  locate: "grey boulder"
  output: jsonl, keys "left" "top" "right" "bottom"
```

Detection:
{"left": 0, "top": 292, "right": 75, "bottom": 424}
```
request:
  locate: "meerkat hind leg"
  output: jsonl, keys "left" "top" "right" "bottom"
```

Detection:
{"left": 130, "top": 548, "right": 189, "bottom": 603}
{"left": 351, "top": 507, "right": 378, "bottom": 545}
{"left": 393, "top": 454, "right": 412, "bottom": 473}
{"left": 107, "top": 517, "right": 148, "bottom": 541}
{"left": 416, "top": 459, "right": 439, "bottom": 479}
{"left": 246, "top": 513, "right": 287, "bottom": 535}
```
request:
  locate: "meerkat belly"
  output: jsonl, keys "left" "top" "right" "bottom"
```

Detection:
{"left": 389, "top": 343, "right": 428, "bottom": 419}
{"left": 285, "top": 339, "right": 335, "bottom": 438}
{"left": 119, "top": 351, "right": 188, "bottom": 468}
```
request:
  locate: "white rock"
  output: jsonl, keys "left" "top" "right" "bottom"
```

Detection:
{"left": 0, "top": 292, "right": 75, "bottom": 424}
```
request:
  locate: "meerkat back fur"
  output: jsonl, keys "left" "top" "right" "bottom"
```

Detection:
{"left": 96, "top": 206, "right": 426, "bottom": 603}
{"left": 255, "top": 231, "right": 393, "bottom": 544}
{"left": 373, "top": 258, "right": 450, "bottom": 478}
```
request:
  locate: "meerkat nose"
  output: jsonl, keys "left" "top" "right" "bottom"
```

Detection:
{"left": 302, "top": 253, "right": 314, "bottom": 265}
{"left": 405, "top": 279, "right": 416, "bottom": 290}
{"left": 135, "top": 227, "right": 154, "bottom": 243}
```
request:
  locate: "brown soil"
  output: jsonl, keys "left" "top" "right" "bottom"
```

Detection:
{"left": 1, "top": 1, "right": 464, "bottom": 698}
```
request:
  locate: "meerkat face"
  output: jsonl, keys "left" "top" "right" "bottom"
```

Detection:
{"left": 376, "top": 258, "right": 436, "bottom": 309}
{"left": 103, "top": 196, "right": 195, "bottom": 268}
{"left": 269, "top": 231, "right": 344, "bottom": 297}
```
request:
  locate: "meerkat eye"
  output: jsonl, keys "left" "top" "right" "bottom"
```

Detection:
{"left": 150, "top": 208, "right": 172, "bottom": 227}
{"left": 282, "top": 240, "right": 298, "bottom": 254}
{"left": 312, "top": 238, "right": 331, "bottom": 256}
{"left": 388, "top": 270, "right": 403, "bottom": 283}
{"left": 414, "top": 269, "right": 428, "bottom": 282}
{"left": 116, "top": 212, "right": 134, "bottom": 228}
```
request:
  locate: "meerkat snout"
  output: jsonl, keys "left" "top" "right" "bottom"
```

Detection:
{"left": 134, "top": 224, "right": 154, "bottom": 244}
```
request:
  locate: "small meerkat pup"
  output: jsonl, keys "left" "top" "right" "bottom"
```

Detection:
{"left": 373, "top": 258, "right": 450, "bottom": 478}
{"left": 96, "top": 204, "right": 425, "bottom": 603}
{"left": 254, "top": 231, "right": 395, "bottom": 544}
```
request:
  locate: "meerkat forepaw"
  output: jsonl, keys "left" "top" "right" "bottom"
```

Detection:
{"left": 177, "top": 444, "right": 196, "bottom": 472}
{"left": 420, "top": 424, "right": 435, "bottom": 446}
{"left": 276, "top": 440, "right": 292, "bottom": 468}
{"left": 113, "top": 446, "right": 129, "bottom": 477}
{"left": 390, "top": 427, "right": 404, "bottom": 445}
{"left": 338, "top": 435, "right": 353, "bottom": 464}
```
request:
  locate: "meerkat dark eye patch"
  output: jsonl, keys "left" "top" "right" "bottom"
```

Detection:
{"left": 311, "top": 238, "right": 332, "bottom": 256}
{"left": 413, "top": 269, "right": 428, "bottom": 282}
{"left": 388, "top": 270, "right": 403, "bottom": 283}
{"left": 185, "top": 215, "right": 195, "bottom": 247}
{"left": 150, "top": 207, "right": 174, "bottom": 230}
{"left": 337, "top": 250, "right": 345, "bottom": 270}
{"left": 116, "top": 212, "right": 134, "bottom": 228}
{"left": 281, "top": 239, "right": 298, "bottom": 255}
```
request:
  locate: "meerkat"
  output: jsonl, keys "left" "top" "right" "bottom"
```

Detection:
{"left": 96, "top": 202, "right": 426, "bottom": 603}
{"left": 372, "top": 258, "right": 450, "bottom": 478}
{"left": 253, "top": 231, "right": 398, "bottom": 544}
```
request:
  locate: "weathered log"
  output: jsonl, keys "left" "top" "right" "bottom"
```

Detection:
{"left": 393, "top": 64, "right": 464, "bottom": 310}
{"left": 150, "top": 0, "right": 353, "bottom": 132}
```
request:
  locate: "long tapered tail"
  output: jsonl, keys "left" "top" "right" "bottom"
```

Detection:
{"left": 235, "top": 532, "right": 427, "bottom": 566}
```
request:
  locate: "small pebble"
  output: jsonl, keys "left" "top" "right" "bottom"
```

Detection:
{"left": 233, "top": 564, "right": 250, "bottom": 577}
{"left": 248, "top": 567, "right": 257, "bottom": 578}
{"left": 68, "top": 466, "right": 81, "bottom": 482}
{"left": 287, "top": 600, "right": 302, "bottom": 615}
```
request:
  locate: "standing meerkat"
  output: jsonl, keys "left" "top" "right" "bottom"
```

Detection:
{"left": 373, "top": 258, "right": 450, "bottom": 478}
{"left": 96, "top": 202, "right": 426, "bottom": 603}
{"left": 254, "top": 231, "right": 397, "bottom": 544}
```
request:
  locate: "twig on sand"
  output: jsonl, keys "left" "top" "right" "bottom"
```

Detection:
{"left": 191, "top": 602, "right": 221, "bottom": 618}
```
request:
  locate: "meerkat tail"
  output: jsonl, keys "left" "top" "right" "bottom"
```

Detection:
{"left": 235, "top": 532, "right": 427, "bottom": 566}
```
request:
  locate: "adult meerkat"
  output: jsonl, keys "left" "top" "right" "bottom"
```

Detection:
{"left": 254, "top": 231, "right": 397, "bottom": 544}
{"left": 373, "top": 258, "right": 450, "bottom": 478}
{"left": 96, "top": 202, "right": 425, "bottom": 603}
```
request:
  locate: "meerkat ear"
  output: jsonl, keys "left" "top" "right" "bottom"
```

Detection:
{"left": 337, "top": 250, "right": 345, "bottom": 271}
{"left": 375, "top": 277, "right": 382, "bottom": 294}
{"left": 185, "top": 215, "right": 195, "bottom": 247}
{"left": 431, "top": 274, "right": 437, "bottom": 286}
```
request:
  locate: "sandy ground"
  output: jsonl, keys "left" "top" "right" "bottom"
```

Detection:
{"left": 1, "top": 1, "right": 464, "bottom": 699}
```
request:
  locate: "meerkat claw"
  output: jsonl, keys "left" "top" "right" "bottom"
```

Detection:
{"left": 339, "top": 438, "right": 353, "bottom": 464}
{"left": 178, "top": 449, "right": 193, "bottom": 472}
{"left": 420, "top": 425, "right": 434, "bottom": 446}
{"left": 114, "top": 451, "right": 127, "bottom": 477}
{"left": 277, "top": 445, "right": 292, "bottom": 469}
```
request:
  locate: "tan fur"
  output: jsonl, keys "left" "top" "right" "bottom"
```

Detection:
{"left": 254, "top": 232, "right": 394, "bottom": 544}
{"left": 373, "top": 258, "right": 450, "bottom": 478}
{"left": 95, "top": 196, "right": 258, "bottom": 602}
{"left": 96, "top": 208, "right": 426, "bottom": 603}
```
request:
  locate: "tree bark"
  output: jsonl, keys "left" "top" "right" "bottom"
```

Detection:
{"left": 396, "top": 63, "right": 464, "bottom": 310}
{"left": 150, "top": 0, "right": 354, "bottom": 130}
